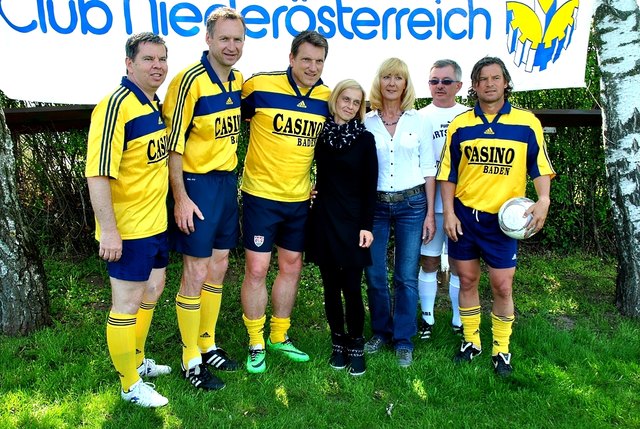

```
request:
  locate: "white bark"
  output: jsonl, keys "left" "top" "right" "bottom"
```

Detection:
{"left": 593, "top": 0, "right": 640, "bottom": 317}
{"left": 0, "top": 108, "right": 50, "bottom": 335}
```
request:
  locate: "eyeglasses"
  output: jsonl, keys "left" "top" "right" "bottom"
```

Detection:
{"left": 428, "top": 79, "right": 459, "bottom": 86}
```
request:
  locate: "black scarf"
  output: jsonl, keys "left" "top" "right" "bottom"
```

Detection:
{"left": 320, "top": 116, "right": 366, "bottom": 150}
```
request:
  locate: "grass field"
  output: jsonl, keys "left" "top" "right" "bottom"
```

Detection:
{"left": 1, "top": 250, "right": 638, "bottom": 429}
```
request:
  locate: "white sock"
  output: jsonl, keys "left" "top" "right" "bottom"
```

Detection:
{"left": 449, "top": 274, "right": 461, "bottom": 327}
{"left": 418, "top": 268, "right": 437, "bottom": 325}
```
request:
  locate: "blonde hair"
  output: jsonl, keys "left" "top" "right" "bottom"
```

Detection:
{"left": 369, "top": 57, "right": 416, "bottom": 111}
{"left": 328, "top": 79, "right": 367, "bottom": 122}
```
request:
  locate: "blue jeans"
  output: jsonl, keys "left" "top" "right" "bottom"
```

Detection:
{"left": 364, "top": 192, "right": 426, "bottom": 351}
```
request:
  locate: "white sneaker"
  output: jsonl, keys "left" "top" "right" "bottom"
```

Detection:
{"left": 137, "top": 358, "right": 172, "bottom": 377}
{"left": 121, "top": 379, "right": 168, "bottom": 408}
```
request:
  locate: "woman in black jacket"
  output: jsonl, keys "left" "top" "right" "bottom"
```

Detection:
{"left": 306, "top": 79, "right": 378, "bottom": 376}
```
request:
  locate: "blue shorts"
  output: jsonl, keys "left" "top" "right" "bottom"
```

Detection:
{"left": 242, "top": 192, "right": 309, "bottom": 252}
{"left": 448, "top": 199, "right": 518, "bottom": 269}
{"left": 420, "top": 213, "right": 447, "bottom": 257}
{"left": 107, "top": 232, "right": 169, "bottom": 281}
{"left": 169, "top": 171, "right": 239, "bottom": 258}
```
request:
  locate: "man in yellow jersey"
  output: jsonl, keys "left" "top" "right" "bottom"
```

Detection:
{"left": 240, "top": 30, "right": 330, "bottom": 373}
{"left": 437, "top": 56, "right": 555, "bottom": 377}
{"left": 85, "top": 32, "right": 170, "bottom": 407}
{"left": 163, "top": 7, "right": 245, "bottom": 392}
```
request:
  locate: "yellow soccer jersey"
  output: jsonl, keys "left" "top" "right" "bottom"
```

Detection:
{"left": 437, "top": 101, "right": 555, "bottom": 214}
{"left": 164, "top": 51, "right": 243, "bottom": 173}
{"left": 241, "top": 67, "right": 330, "bottom": 202}
{"left": 85, "top": 77, "right": 169, "bottom": 240}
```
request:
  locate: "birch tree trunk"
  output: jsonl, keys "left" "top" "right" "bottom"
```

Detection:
{"left": 593, "top": 0, "right": 640, "bottom": 317}
{"left": 0, "top": 108, "right": 50, "bottom": 335}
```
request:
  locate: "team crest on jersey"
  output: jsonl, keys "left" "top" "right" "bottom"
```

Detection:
{"left": 506, "top": 0, "right": 580, "bottom": 72}
{"left": 253, "top": 235, "right": 265, "bottom": 247}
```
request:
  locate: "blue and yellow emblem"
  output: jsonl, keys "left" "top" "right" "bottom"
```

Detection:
{"left": 506, "top": 0, "right": 580, "bottom": 71}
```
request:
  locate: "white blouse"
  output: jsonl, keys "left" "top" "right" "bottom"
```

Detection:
{"left": 364, "top": 109, "right": 436, "bottom": 193}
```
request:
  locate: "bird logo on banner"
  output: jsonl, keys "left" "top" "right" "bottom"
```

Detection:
{"left": 506, "top": 0, "right": 580, "bottom": 72}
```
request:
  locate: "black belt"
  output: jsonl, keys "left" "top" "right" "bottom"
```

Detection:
{"left": 377, "top": 184, "right": 424, "bottom": 203}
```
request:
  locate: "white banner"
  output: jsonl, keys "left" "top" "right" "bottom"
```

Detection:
{"left": 0, "top": 0, "right": 594, "bottom": 104}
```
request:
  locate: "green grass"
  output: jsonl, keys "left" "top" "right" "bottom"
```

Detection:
{"left": 1, "top": 251, "right": 638, "bottom": 429}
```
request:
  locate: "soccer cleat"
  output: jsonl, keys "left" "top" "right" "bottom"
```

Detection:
{"left": 363, "top": 336, "right": 386, "bottom": 354}
{"left": 453, "top": 341, "right": 482, "bottom": 363}
{"left": 492, "top": 352, "right": 513, "bottom": 377}
{"left": 202, "top": 348, "right": 240, "bottom": 371}
{"left": 396, "top": 349, "right": 413, "bottom": 368}
{"left": 246, "top": 346, "right": 267, "bottom": 374}
{"left": 181, "top": 363, "right": 225, "bottom": 390}
{"left": 418, "top": 319, "right": 433, "bottom": 340}
{"left": 267, "top": 338, "right": 310, "bottom": 362}
{"left": 121, "top": 379, "right": 168, "bottom": 408}
{"left": 137, "top": 358, "right": 172, "bottom": 378}
{"left": 452, "top": 325, "right": 464, "bottom": 336}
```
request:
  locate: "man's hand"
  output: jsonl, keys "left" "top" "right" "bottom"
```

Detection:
{"left": 174, "top": 196, "right": 204, "bottom": 234}
{"left": 443, "top": 211, "right": 463, "bottom": 242}
{"left": 99, "top": 229, "right": 122, "bottom": 262}
{"left": 524, "top": 196, "right": 550, "bottom": 238}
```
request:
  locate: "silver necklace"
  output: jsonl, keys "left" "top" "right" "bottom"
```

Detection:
{"left": 380, "top": 111, "right": 403, "bottom": 126}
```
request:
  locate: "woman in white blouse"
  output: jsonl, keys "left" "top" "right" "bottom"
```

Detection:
{"left": 363, "top": 57, "right": 437, "bottom": 368}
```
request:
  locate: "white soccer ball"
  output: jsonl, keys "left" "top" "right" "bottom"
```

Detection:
{"left": 498, "top": 197, "right": 535, "bottom": 240}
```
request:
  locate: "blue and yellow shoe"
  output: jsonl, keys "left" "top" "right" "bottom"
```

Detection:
{"left": 246, "top": 346, "right": 266, "bottom": 374}
{"left": 267, "top": 337, "right": 310, "bottom": 362}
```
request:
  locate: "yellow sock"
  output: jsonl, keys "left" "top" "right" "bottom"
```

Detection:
{"left": 460, "top": 306, "right": 482, "bottom": 349}
{"left": 269, "top": 315, "right": 291, "bottom": 344}
{"left": 243, "top": 314, "right": 266, "bottom": 349}
{"left": 198, "top": 283, "right": 222, "bottom": 352}
{"left": 176, "top": 294, "right": 201, "bottom": 369}
{"left": 491, "top": 312, "right": 515, "bottom": 355}
{"left": 134, "top": 301, "right": 156, "bottom": 368}
{"left": 106, "top": 312, "right": 139, "bottom": 392}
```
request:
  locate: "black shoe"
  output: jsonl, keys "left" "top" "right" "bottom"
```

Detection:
{"left": 492, "top": 352, "right": 513, "bottom": 377}
{"left": 347, "top": 337, "right": 366, "bottom": 376}
{"left": 329, "top": 333, "right": 348, "bottom": 370}
{"left": 453, "top": 341, "right": 482, "bottom": 364}
{"left": 202, "top": 348, "right": 240, "bottom": 371}
{"left": 181, "top": 363, "right": 225, "bottom": 390}
{"left": 418, "top": 319, "right": 433, "bottom": 340}
{"left": 452, "top": 324, "right": 463, "bottom": 336}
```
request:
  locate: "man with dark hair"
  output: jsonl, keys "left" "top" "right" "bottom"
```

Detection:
{"left": 163, "top": 7, "right": 246, "bottom": 391}
{"left": 86, "top": 32, "right": 170, "bottom": 407}
{"left": 437, "top": 56, "right": 555, "bottom": 377}
{"left": 240, "top": 30, "right": 330, "bottom": 374}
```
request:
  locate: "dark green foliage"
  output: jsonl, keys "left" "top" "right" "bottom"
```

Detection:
{"left": 510, "top": 42, "right": 613, "bottom": 254}
{"left": 523, "top": 126, "right": 613, "bottom": 254}
{"left": 2, "top": 90, "right": 94, "bottom": 255}
{"left": 14, "top": 129, "right": 94, "bottom": 255}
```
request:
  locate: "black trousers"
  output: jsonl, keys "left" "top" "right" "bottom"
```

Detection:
{"left": 319, "top": 264, "right": 365, "bottom": 338}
